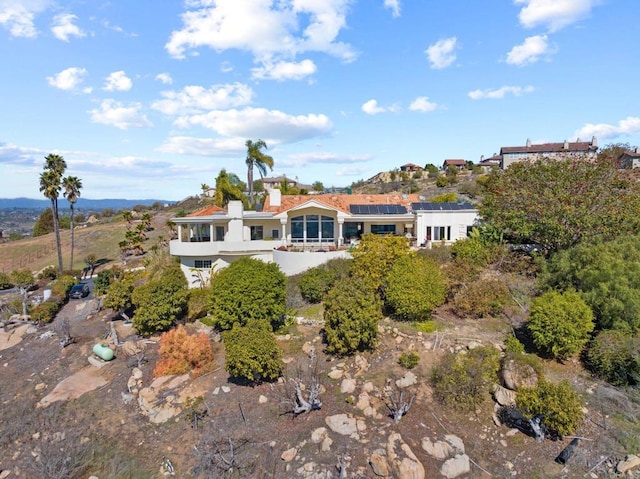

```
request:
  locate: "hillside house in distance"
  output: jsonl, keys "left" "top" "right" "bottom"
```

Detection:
{"left": 169, "top": 190, "right": 479, "bottom": 286}
{"left": 443, "top": 159, "right": 466, "bottom": 170}
{"left": 500, "top": 137, "right": 598, "bottom": 169}
{"left": 478, "top": 154, "right": 500, "bottom": 172}
{"left": 399, "top": 163, "right": 423, "bottom": 173}
{"left": 619, "top": 147, "right": 640, "bottom": 169}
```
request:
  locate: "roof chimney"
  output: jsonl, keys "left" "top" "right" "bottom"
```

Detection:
{"left": 526, "top": 138, "right": 532, "bottom": 148}
{"left": 480, "top": 154, "right": 485, "bottom": 161}
{"left": 270, "top": 188, "right": 281, "bottom": 207}
{"left": 563, "top": 140, "right": 569, "bottom": 149}
{"left": 592, "top": 136, "right": 598, "bottom": 147}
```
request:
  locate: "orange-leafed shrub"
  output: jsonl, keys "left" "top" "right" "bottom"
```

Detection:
{"left": 153, "top": 325, "right": 214, "bottom": 378}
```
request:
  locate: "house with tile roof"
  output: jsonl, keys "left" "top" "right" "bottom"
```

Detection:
{"left": 443, "top": 159, "right": 466, "bottom": 170}
{"left": 169, "top": 189, "right": 479, "bottom": 285}
{"left": 500, "top": 137, "right": 598, "bottom": 169}
{"left": 619, "top": 147, "right": 640, "bottom": 169}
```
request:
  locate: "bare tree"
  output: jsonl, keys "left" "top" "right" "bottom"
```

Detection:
{"left": 54, "top": 317, "right": 75, "bottom": 348}
{"left": 383, "top": 385, "right": 415, "bottom": 423}
{"left": 282, "top": 360, "right": 323, "bottom": 415}
{"left": 194, "top": 436, "right": 257, "bottom": 478}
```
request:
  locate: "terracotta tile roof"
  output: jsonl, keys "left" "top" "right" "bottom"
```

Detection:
{"left": 187, "top": 205, "right": 225, "bottom": 217}
{"left": 443, "top": 159, "right": 466, "bottom": 165}
{"left": 262, "top": 193, "right": 422, "bottom": 215}
{"left": 501, "top": 141, "right": 597, "bottom": 154}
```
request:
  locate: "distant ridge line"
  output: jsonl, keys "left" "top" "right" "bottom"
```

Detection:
{"left": 0, "top": 197, "right": 172, "bottom": 210}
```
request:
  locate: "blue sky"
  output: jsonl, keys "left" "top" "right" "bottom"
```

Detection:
{"left": 1, "top": 0, "right": 638, "bottom": 200}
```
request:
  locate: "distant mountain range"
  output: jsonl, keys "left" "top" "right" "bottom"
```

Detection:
{"left": 0, "top": 197, "right": 173, "bottom": 210}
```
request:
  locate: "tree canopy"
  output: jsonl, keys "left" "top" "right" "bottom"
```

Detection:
{"left": 350, "top": 233, "right": 413, "bottom": 292}
{"left": 480, "top": 158, "right": 640, "bottom": 254}
{"left": 245, "top": 139, "right": 274, "bottom": 206}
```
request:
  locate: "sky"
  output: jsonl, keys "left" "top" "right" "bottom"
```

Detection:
{"left": 1, "top": 0, "right": 639, "bottom": 201}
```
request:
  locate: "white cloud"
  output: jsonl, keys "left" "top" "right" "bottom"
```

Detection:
{"left": 177, "top": 107, "right": 333, "bottom": 144}
{"left": 46, "top": 67, "right": 88, "bottom": 91}
{"left": 152, "top": 83, "right": 254, "bottom": 115}
{"left": 335, "top": 165, "right": 371, "bottom": 177}
{"left": 251, "top": 59, "right": 317, "bottom": 81}
{"left": 221, "top": 61, "right": 234, "bottom": 73}
{"left": 51, "top": 13, "right": 85, "bottom": 42}
{"left": 0, "top": 0, "right": 52, "bottom": 38}
{"left": 574, "top": 117, "right": 640, "bottom": 141}
{"left": 506, "top": 35, "right": 554, "bottom": 66}
{"left": 165, "top": 0, "right": 356, "bottom": 73}
{"left": 281, "top": 151, "right": 371, "bottom": 167}
{"left": 157, "top": 136, "right": 245, "bottom": 156}
{"left": 425, "top": 37, "right": 457, "bottom": 70}
{"left": 89, "top": 99, "right": 152, "bottom": 130}
{"left": 468, "top": 85, "right": 535, "bottom": 100}
{"left": 155, "top": 72, "right": 173, "bottom": 85}
{"left": 409, "top": 96, "right": 438, "bottom": 112}
{"left": 384, "top": 0, "right": 401, "bottom": 18}
{"left": 361, "top": 99, "right": 399, "bottom": 115}
{"left": 515, "top": 0, "right": 596, "bottom": 32}
{"left": 103, "top": 71, "right": 132, "bottom": 91}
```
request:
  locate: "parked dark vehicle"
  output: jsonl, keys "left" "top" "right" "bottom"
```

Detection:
{"left": 69, "top": 283, "right": 90, "bottom": 299}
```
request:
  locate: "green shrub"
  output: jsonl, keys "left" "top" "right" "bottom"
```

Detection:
{"left": 430, "top": 192, "right": 457, "bottom": 203}
{"left": 431, "top": 346, "right": 500, "bottom": 411}
{"left": 299, "top": 266, "right": 336, "bottom": 303}
{"left": 385, "top": 255, "right": 446, "bottom": 321}
{"left": 210, "top": 258, "right": 286, "bottom": 331}
{"left": 451, "top": 277, "right": 512, "bottom": 319}
{"left": 350, "top": 234, "right": 413, "bottom": 293}
{"left": 222, "top": 321, "right": 282, "bottom": 382}
{"left": 516, "top": 379, "right": 583, "bottom": 436}
{"left": 528, "top": 290, "right": 594, "bottom": 360}
{"left": 435, "top": 176, "right": 449, "bottom": 187}
{"left": 451, "top": 237, "right": 493, "bottom": 267}
{"left": 38, "top": 266, "right": 58, "bottom": 280}
{"left": 31, "top": 299, "right": 62, "bottom": 323}
{"left": 132, "top": 265, "right": 189, "bottom": 335}
{"left": 0, "top": 272, "right": 11, "bottom": 289}
{"left": 584, "top": 330, "right": 640, "bottom": 386}
{"left": 398, "top": 351, "right": 420, "bottom": 369}
{"left": 504, "top": 335, "right": 525, "bottom": 354}
{"left": 414, "top": 320, "right": 437, "bottom": 333}
{"left": 93, "top": 270, "right": 112, "bottom": 296}
{"left": 323, "top": 277, "right": 382, "bottom": 355}
{"left": 186, "top": 287, "right": 210, "bottom": 322}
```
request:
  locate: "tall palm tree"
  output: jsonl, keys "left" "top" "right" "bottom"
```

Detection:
{"left": 39, "top": 154, "right": 67, "bottom": 273}
{"left": 245, "top": 139, "right": 274, "bottom": 206}
{"left": 214, "top": 169, "right": 246, "bottom": 207}
{"left": 62, "top": 175, "right": 82, "bottom": 270}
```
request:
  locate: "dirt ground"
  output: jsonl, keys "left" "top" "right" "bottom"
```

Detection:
{"left": 0, "top": 297, "right": 638, "bottom": 479}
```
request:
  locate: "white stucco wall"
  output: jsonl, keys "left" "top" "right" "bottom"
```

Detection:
{"left": 415, "top": 209, "right": 479, "bottom": 245}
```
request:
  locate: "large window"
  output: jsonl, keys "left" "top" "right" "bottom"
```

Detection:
{"left": 215, "top": 226, "right": 225, "bottom": 242}
{"left": 371, "top": 224, "right": 396, "bottom": 235}
{"left": 426, "top": 226, "right": 451, "bottom": 241}
{"left": 194, "top": 259, "right": 212, "bottom": 269}
{"left": 290, "top": 214, "right": 335, "bottom": 243}
{"left": 250, "top": 225, "right": 263, "bottom": 240}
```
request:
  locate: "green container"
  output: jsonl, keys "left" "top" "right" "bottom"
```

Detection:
{"left": 93, "top": 343, "right": 115, "bottom": 361}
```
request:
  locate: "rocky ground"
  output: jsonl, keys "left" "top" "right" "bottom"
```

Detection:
{"left": 1, "top": 297, "right": 639, "bottom": 479}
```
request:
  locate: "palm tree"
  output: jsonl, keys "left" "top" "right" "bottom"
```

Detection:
{"left": 245, "top": 139, "right": 274, "bottom": 206}
{"left": 62, "top": 175, "right": 82, "bottom": 270}
{"left": 39, "top": 154, "right": 67, "bottom": 273}
{"left": 214, "top": 169, "right": 246, "bottom": 207}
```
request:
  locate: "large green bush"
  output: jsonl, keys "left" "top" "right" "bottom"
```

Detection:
{"left": 385, "top": 255, "right": 446, "bottom": 321}
{"left": 209, "top": 258, "right": 286, "bottom": 331}
{"left": 222, "top": 321, "right": 282, "bottom": 382}
{"left": 0, "top": 272, "right": 12, "bottom": 289}
{"left": 186, "top": 287, "right": 211, "bottom": 322}
{"left": 31, "top": 299, "right": 62, "bottom": 323}
{"left": 350, "top": 234, "right": 412, "bottom": 292}
{"left": 299, "top": 258, "right": 351, "bottom": 304}
{"left": 50, "top": 274, "right": 77, "bottom": 299}
{"left": 516, "top": 379, "right": 583, "bottom": 436}
{"left": 431, "top": 346, "right": 500, "bottom": 411}
{"left": 323, "top": 277, "right": 382, "bottom": 355}
{"left": 528, "top": 290, "right": 594, "bottom": 360}
{"left": 540, "top": 236, "right": 640, "bottom": 332}
{"left": 132, "top": 265, "right": 189, "bottom": 335}
{"left": 584, "top": 330, "right": 640, "bottom": 386}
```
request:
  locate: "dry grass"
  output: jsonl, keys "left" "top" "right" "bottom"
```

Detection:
{"left": 0, "top": 212, "right": 175, "bottom": 274}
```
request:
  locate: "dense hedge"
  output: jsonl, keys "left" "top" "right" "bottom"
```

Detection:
{"left": 222, "top": 321, "right": 282, "bottom": 382}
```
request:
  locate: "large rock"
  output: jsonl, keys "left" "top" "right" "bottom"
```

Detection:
{"left": 341, "top": 378, "right": 357, "bottom": 393}
{"left": 387, "top": 433, "right": 425, "bottom": 479}
{"left": 492, "top": 383, "right": 517, "bottom": 406}
{"left": 501, "top": 358, "right": 539, "bottom": 391}
{"left": 325, "top": 414, "right": 358, "bottom": 436}
{"left": 421, "top": 434, "right": 464, "bottom": 460}
{"left": 369, "top": 452, "right": 390, "bottom": 477}
{"left": 441, "top": 454, "right": 471, "bottom": 479}
{"left": 395, "top": 371, "right": 417, "bottom": 388}
{"left": 617, "top": 454, "right": 640, "bottom": 474}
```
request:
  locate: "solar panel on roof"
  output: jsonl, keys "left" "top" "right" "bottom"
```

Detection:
{"left": 411, "top": 202, "right": 475, "bottom": 211}
{"left": 349, "top": 204, "right": 408, "bottom": 214}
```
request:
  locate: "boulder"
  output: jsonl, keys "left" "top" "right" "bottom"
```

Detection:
{"left": 617, "top": 454, "right": 640, "bottom": 474}
{"left": 341, "top": 378, "right": 357, "bottom": 394}
{"left": 422, "top": 438, "right": 454, "bottom": 460}
{"left": 501, "top": 358, "right": 538, "bottom": 391}
{"left": 492, "top": 383, "right": 517, "bottom": 406}
{"left": 325, "top": 414, "right": 357, "bottom": 436}
{"left": 369, "top": 452, "right": 390, "bottom": 477}
{"left": 387, "top": 432, "right": 425, "bottom": 479}
{"left": 395, "top": 371, "right": 417, "bottom": 388}
{"left": 311, "top": 427, "right": 327, "bottom": 444}
{"left": 441, "top": 454, "right": 471, "bottom": 479}
{"left": 281, "top": 447, "right": 297, "bottom": 462}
